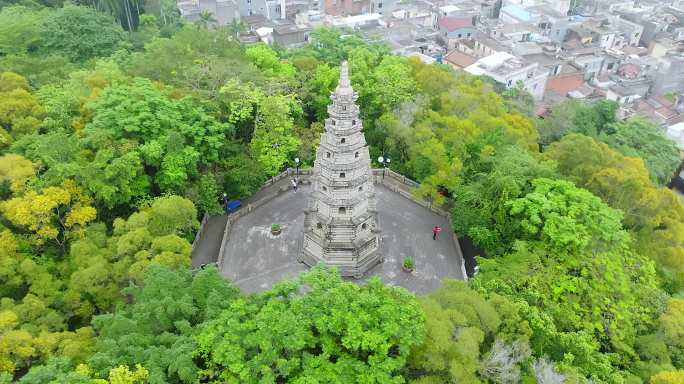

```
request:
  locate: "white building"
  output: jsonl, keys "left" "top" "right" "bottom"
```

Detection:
{"left": 178, "top": 0, "right": 240, "bottom": 24}
{"left": 330, "top": 13, "right": 383, "bottom": 28}
{"left": 464, "top": 51, "right": 549, "bottom": 100}
{"left": 667, "top": 122, "right": 684, "bottom": 158}
{"left": 177, "top": 0, "right": 322, "bottom": 23}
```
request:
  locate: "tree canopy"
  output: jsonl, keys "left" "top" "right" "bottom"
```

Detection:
{"left": 195, "top": 266, "right": 424, "bottom": 383}
{"left": 0, "top": 4, "right": 681, "bottom": 382}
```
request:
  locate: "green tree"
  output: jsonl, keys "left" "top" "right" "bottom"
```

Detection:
{"left": 39, "top": 4, "right": 125, "bottom": 62}
{"left": 128, "top": 14, "right": 160, "bottom": 51}
{"left": 142, "top": 0, "right": 181, "bottom": 28}
{"left": 218, "top": 150, "right": 267, "bottom": 199}
{"left": 245, "top": 44, "right": 296, "bottom": 79}
{"left": 545, "top": 134, "right": 684, "bottom": 292}
{"left": 408, "top": 280, "right": 531, "bottom": 383}
{"left": 369, "top": 56, "right": 416, "bottom": 116}
{"left": 0, "top": 300, "right": 95, "bottom": 377}
{"left": 63, "top": 195, "right": 198, "bottom": 320}
{"left": 0, "top": 6, "right": 46, "bottom": 56}
{"left": 36, "top": 61, "right": 127, "bottom": 132}
{"left": 475, "top": 240, "right": 663, "bottom": 380}
{"left": 217, "top": 79, "right": 264, "bottom": 141}
{"left": 0, "top": 53, "right": 76, "bottom": 88}
{"left": 507, "top": 178, "right": 629, "bottom": 254}
{"left": 601, "top": 118, "right": 681, "bottom": 185}
{"left": 78, "top": 0, "right": 142, "bottom": 31}
{"left": 17, "top": 358, "right": 149, "bottom": 384}
{"left": 195, "top": 266, "right": 425, "bottom": 383}
{"left": 650, "top": 370, "right": 684, "bottom": 384}
{"left": 250, "top": 95, "right": 301, "bottom": 175}
{"left": 88, "top": 266, "right": 238, "bottom": 384}
{"left": 660, "top": 299, "right": 684, "bottom": 350}
{"left": 125, "top": 26, "right": 262, "bottom": 99}
{"left": 451, "top": 146, "right": 556, "bottom": 254}
{"left": 502, "top": 80, "right": 536, "bottom": 117}
{"left": 301, "top": 62, "right": 339, "bottom": 121}
{"left": 0, "top": 72, "right": 45, "bottom": 147}
{"left": 293, "top": 27, "right": 388, "bottom": 65}
{"left": 0, "top": 180, "right": 97, "bottom": 250}
{"left": 0, "top": 153, "right": 35, "bottom": 195}
{"left": 538, "top": 100, "right": 618, "bottom": 146}
{"left": 195, "top": 10, "right": 216, "bottom": 30}
{"left": 186, "top": 173, "right": 222, "bottom": 215}
{"left": 84, "top": 78, "right": 231, "bottom": 195}
{"left": 15, "top": 357, "right": 91, "bottom": 384}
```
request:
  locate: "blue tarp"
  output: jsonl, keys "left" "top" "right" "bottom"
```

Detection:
{"left": 501, "top": 4, "right": 533, "bottom": 22}
{"left": 226, "top": 200, "right": 241, "bottom": 211}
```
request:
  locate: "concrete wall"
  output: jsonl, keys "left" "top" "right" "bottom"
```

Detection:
{"left": 653, "top": 54, "right": 684, "bottom": 95}
{"left": 273, "top": 29, "right": 310, "bottom": 46}
{"left": 440, "top": 26, "right": 476, "bottom": 49}
{"left": 216, "top": 0, "right": 240, "bottom": 23}
{"left": 614, "top": 17, "right": 644, "bottom": 46}
{"left": 574, "top": 55, "right": 604, "bottom": 80}
{"left": 370, "top": 0, "right": 398, "bottom": 15}
{"left": 238, "top": 0, "right": 269, "bottom": 17}
{"left": 324, "top": 0, "right": 369, "bottom": 16}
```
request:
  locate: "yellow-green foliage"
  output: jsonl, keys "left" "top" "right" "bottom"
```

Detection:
{"left": 0, "top": 180, "right": 96, "bottom": 245}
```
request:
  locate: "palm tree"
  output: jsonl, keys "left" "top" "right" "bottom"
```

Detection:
{"left": 196, "top": 10, "right": 217, "bottom": 30}
{"left": 82, "top": 0, "right": 141, "bottom": 31}
{"left": 228, "top": 19, "right": 246, "bottom": 39}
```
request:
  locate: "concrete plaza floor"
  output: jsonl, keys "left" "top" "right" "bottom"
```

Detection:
{"left": 218, "top": 184, "right": 465, "bottom": 294}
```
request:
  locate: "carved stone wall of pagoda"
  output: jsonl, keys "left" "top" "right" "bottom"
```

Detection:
{"left": 299, "top": 61, "right": 381, "bottom": 277}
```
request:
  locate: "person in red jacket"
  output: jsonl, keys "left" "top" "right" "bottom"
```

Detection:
{"left": 432, "top": 225, "right": 442, "bottom": 240}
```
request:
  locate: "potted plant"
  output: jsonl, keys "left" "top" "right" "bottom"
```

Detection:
{"left": 402, "top": 257, "right": 415, "bottom": 273}
{"left": 271, "top": 223, "right": 282, "bottom": 236}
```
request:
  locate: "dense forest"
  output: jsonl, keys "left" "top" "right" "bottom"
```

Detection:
{"left": 0, "top": 0, "right": 683, "bottom": 382}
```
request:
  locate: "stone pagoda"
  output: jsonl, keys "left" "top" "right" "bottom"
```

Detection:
{"left": 300, "top": 61, "right": 381, "bottom": 277}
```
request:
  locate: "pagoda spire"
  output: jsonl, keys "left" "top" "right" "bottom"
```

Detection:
{"left": 338, "top": 61, "right": 351, "bottom": 89}
{"left": 299, "top": 62, "right": 381, "bottom": 278}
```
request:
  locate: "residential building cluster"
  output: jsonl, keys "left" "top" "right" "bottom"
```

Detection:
{"left": 177, "top": 0, "right": 684, "bottom": 156}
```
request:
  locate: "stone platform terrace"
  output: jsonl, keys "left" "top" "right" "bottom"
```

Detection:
{"left": 209, "top": 174, "right": 465, "bottom": 294}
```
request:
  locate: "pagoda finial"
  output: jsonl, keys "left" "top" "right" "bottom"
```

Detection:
{"left": 339, "top": 61, "right": 351, "bottom": 89}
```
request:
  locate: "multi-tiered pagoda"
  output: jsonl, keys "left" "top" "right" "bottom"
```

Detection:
{"left": 300, "top": 61, "right": 381, "bottom": 277}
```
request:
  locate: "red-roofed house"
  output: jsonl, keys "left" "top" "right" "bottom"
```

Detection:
{"left": 545, "top": 73, "right": 584, "bottom": 96}
{"left": 444, "top": 50, "right": 477, "bottom": 70}
{"left": 438, "top": 16, "right": 475, "bottom": 49}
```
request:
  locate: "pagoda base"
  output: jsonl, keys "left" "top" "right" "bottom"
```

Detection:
{"left": 299, "top": 233, "right": 382, "bottom": 278}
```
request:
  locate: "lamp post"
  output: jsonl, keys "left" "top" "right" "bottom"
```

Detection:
{"left": 222, "top": 192, "right": 228, "bottom": 214}
{"left": 378, "top": 156, "right": 390, "bottom": 180}
{"left": 294, "top": 157, "right": 300, "bottom": 177}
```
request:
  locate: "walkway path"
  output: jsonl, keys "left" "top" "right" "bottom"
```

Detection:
{"left": 192, "top": 215, "right": 227, "bottom": 268}
{"left": 218, "top": 183, "right": 464, "bottom": 294}
{"left": 191, "top": 176, "right": 298, "bottom": 268}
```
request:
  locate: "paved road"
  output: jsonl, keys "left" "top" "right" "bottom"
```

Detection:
{"left": 218, "top": 183, "right": 464, "bottom": 294}
{"left": 192, "top": 215, "right": 228, "bottom": 268}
